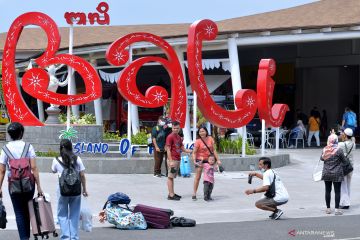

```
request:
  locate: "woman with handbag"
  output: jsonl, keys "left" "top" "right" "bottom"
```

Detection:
{"left": 321, "top": 133, "right": 348, "bottom": 215}
{"left": 338, "top": 128, "right": 356, "bottom": 209}
{"left": 191, "top": 126, "right": 221, "bottom": 200}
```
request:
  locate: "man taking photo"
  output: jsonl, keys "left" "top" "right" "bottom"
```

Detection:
{"left": 245, "top": 157, "right": 289, "bottom": 220}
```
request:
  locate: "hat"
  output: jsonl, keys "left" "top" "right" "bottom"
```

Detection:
{"left": 344, "top": 128, "right": 353, "bottom": 137}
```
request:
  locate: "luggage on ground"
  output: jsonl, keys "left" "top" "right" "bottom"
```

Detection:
{"left": 28, "top": 195, "right": 58, "bottom": 239}
{"left": 170, "top": 217, "right": 196, "bottom": 227}
{"left": 105, "top": 202, "right": 147, "bottom": 230}
{"left": 180, "top": 155, "right": 191, "bottom": 177}
{"left": 133, "top": 204, "right": 173, "bottom": 229}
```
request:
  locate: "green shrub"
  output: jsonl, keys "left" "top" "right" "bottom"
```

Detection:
{"left": 36, "top": 150, "right": 58, "bottom": 157}
{"left": 59, "top": 113, "right": 96, "bottom": 125}
{"left": 218, "top": 137, "right": 256, "bottom": 155}
{"left": 131, "top": 131, "right": 148, "bottom": 145}
{"left": 103, "top": 130, "right": 122, "bottom": 141}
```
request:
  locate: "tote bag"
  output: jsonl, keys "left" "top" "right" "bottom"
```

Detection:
{"left": 313, "top": 160, "right": 322, "bottom": 182}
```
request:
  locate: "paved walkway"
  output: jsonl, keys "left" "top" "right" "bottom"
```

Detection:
{"left": 1, "top": 148, "right": 359, "bottom": 230}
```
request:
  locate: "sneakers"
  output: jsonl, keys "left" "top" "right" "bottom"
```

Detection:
{"left": 269, "top": 212, "right": 276, "bottom": 219}
{"left": 335, "top": 209, "right": 343, "bottom": 215}
{"left": 273, "top": 209, "right": 283, "bottom": 220}
{"left": 167, "top": 195, "right": 181, "bottom": 201}
{"left": 325, "top": 208, "right": 332, "bottom": 214}
{"left": 340, "top": 206, "right": 350, "bottom": 209}
{"left": 174, "top": 194, "right": 182, "bottom": 199}
{"left": 153, "top": 174, "right": 162, "bottom": 178}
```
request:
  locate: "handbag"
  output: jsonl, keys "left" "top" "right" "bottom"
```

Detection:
{"left": 80, "top": 197, "right": 92, "bottom": 232}
{"left": 264, "top": 170, "right": 276, "bottom": 198}
{"left": 313, "top": 160, "right": 322, "bottom": 182}
{"left": 200, "top": 137, "right": 225, "bottom": 172}
{"left": 343, "top": 143, "right": 354, "bottom": 176}
{"left": 171, "top": 217, "right": 196, "bottom": 227}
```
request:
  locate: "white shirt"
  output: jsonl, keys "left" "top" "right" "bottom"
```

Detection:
{"left": 51, "top": 156, "right": 85, "bottom": 177}
{"left": 262, "top": 169, "right": 289, "bottom": 203}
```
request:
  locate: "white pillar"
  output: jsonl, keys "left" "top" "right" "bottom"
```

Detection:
{"left": 227, "top": 36, "right": 243, "bottom": 136}
{"left": 193, "top": 92, "right": 197, "bottom": 142}
{"left": 261, "top": 119, "right": 266, "bottom": 156}
{"left": 242, "top": 127, "right": 246, "bottom": 157}
{"left": 37, "top": 100, "right": 45, "bottom": 122}
{"left": 275, "top": 127, "right": 280, "bottom": 155}
{"left": 131, "top": 105, "right": 139, "bottom": 135}
{"left": 175, "top": 47, "right": 192, "bottom": 144}
{"left": 68, "top": 22, "right": 79, "bottom": 119}
{"left": 90, "top": 59, "right": 103, "bottom": 125}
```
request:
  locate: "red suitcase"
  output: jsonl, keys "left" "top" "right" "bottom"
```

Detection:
{"left": 28, "top": 196, "right": 58, "bottom": 239}
{"left": 133, "top": 204, "right": 173, "bottom": 229}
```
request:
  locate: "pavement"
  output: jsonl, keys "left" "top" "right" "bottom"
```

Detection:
{"left": 0, "top": 148, "right": 359, "bottom": 239}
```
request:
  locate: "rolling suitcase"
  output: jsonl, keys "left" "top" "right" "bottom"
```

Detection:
{"left": 133, "top": 204, "right": 173, "bottom": 229}
{"left": 28, "top": 196, "right": 58, "bottom": 239}
{"left": 180, "top": 155, "right": 191, "bottom": 177}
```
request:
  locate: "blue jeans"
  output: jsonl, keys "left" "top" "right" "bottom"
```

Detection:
{"left": 57, "top": 193, "right": 81, "bottom": 240}
{"left": 10, "top": 190, "right": 35, "bottom": 240}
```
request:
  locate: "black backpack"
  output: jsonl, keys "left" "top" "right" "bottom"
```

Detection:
{"left": 0, "top": 196, "right": 7, "bottom": 229}
{"left": 56, "top": 157, "right": 81, "bottom": 197}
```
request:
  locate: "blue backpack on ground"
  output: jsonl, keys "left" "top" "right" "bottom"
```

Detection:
{"left": 180, "top": 155, "right": 191, "bottom": 177}
{"left": 107, "top": 192, "right": 131, "bottom": 205}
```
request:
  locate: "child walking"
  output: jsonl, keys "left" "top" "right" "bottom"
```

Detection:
{"left": 202, "top": 155, "right": 218, "bottom": 201}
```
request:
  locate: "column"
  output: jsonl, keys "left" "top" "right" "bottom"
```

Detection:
{"left": 68, "top": 22, "right": 79, "bottom": 119}
{"left": 90, "top": 58, "right": 103, "bottom": 125}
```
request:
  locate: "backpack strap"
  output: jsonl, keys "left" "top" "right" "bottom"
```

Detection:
{"left": 56, "top": 157, "right": 67, "bottom": 168}
{"left": 2, "top": 145, "right": 15, "bottom": 160}
{"left": 21, "top": 142, "right": 31, "bottom": 158}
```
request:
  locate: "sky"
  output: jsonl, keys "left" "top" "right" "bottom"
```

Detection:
{"left": 0, "top": 0, "right": 317, "bottom": 33}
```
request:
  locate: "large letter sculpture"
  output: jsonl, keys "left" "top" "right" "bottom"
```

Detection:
{"left": 187, "top": 19, "right": 257, "bottom": 128}
{"left": 106, "top": 33, "right": 187, "bottom": 127}
{"left": 2, "top": 12, "right": 102, "bottom": 126}
{"left": 256, "top": 59, "right": 289, "bottom": 127}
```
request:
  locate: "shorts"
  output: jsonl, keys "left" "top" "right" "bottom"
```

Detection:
{"left": 167, "top": 160, "right": 180, "bottom": 178}
{"left": 256, "top": 198, "right": 288, "bottom": 208}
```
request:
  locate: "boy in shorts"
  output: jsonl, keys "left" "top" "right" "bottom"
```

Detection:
{"left": 165, "top": 121, "right": 192, "bottom": 200}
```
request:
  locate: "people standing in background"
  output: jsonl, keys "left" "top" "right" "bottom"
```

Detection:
{"left": 308, "top": 112, "right": 321, "bottom": 147}
{"left": 342, "top": 107, "right": 357, "bottom": 133}
{"left": 338, "top": 128, "right": 356, "bottom": 209}
{"left": 151, "top": 116, "right": 168, "bottom": 177}
{"left": 321, "top": 133, "right": 346, "bottom": 215}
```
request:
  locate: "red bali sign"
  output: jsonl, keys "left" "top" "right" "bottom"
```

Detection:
{"left": 1, "top": 12, "right": 289, "bottom": 128}
{"left": 187, "top": 19, "right": 258, "bottom": 128}
{"left": 2, "top": 12, "right": 102, "bottom": 126}
{"left": 106, "top": 33, "right": 187, "bottom": 127}
{"left": 256, "top": 59, "right": 289, "bottom": 127}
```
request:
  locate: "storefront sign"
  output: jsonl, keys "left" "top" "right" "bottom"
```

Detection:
{"left": 1, "top": 13, "right": 288, "bottom": 128}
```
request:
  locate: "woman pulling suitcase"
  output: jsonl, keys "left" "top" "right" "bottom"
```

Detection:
{"left": 52, "top": 139, "right": 88, "bottom": 240}
{"left": 0, "top": 122, "right": 44, "bottom": 240}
